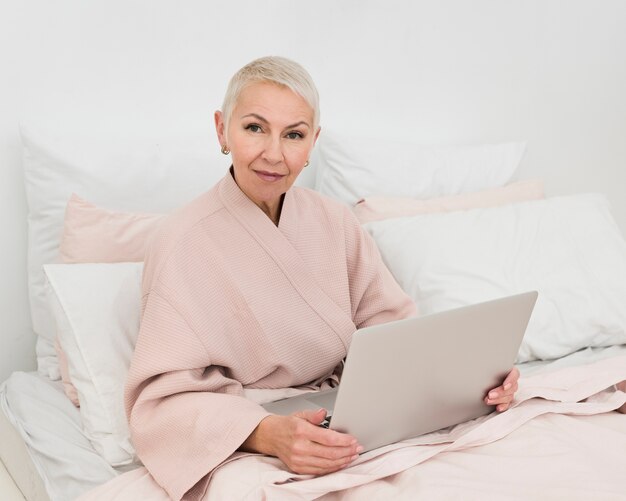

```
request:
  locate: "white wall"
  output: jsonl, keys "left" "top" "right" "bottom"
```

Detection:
{"left": 1, "top": 0, "right": 626, "bottom": 382}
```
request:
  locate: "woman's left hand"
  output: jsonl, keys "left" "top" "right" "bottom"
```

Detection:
{"left": 484, "top": 367, "right": 519, "bottom": 412}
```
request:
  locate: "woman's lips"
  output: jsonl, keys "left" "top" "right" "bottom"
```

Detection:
{"left": 255, "top": 170, "right": 285, "bottom": 182}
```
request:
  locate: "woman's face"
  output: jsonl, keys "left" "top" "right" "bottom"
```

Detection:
{"left": 215, "top": 81, "right": 319, "bottom": 221}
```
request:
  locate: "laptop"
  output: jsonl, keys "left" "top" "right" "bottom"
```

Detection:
{"left": 262, "top": 291, "right": 538, "bottom": 452}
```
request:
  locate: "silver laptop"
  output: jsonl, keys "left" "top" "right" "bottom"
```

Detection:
{"left": 262, "top": 291, "right": 538, "bottom": 452}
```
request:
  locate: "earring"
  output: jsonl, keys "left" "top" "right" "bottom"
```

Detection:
{"left": 221, "top": 145, "right": 230, "bottom": 155}
{"left": 304, "top": 160, "right": 309, "bottom": 168}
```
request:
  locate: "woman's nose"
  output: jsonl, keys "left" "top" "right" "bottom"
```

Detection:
{"left": 262, "top": 135, "right": 284, "bottom": 164}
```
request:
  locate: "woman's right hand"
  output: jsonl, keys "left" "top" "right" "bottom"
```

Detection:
{"left": 241, "top": 408, "right": 363, "bottom": 475}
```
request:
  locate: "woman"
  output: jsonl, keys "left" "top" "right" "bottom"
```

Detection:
{"left": 124, "top": 56, "right": 520, "bottom": 500}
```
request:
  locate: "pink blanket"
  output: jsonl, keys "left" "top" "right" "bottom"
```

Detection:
{"left": 80, "top": 355, "right": 626, "bottom": 500}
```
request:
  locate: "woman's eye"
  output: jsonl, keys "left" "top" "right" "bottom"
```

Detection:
{"left": 286, "top": 131, "right": 303, "bottom": 140}
{"left": 245, "top": 124, "right": 262, "bottom": 133}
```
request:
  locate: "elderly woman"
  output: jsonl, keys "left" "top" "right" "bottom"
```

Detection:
{"left": 124, "top": 56, "right": 520, "bottom": 500}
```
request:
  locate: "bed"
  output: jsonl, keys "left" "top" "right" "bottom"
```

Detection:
{"left": 2, "top": 124, "right": 626, "bottom": 500}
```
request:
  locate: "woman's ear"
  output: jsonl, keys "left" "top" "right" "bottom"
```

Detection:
{"left": 313, "top": 126, "right": 321, "bottom": 146}
{"left": 214, "top": 110, "right": 226, "bottom": 146}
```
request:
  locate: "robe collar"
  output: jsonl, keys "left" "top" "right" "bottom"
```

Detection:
{"left": 219, "top": 168, "right": 299, "bottom": 243}
{"left": 218, "top": 168, "right": 355, "bottom": 351}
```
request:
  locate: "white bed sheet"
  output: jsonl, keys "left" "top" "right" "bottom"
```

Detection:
{"left": 518, "top": 343, "right": 626, "bottom": 375}
{"left": 0, "top": 372, "right": 130, "bottom": 501}
{"left": 2, "top": 345, "right": 626, "bottom": 501}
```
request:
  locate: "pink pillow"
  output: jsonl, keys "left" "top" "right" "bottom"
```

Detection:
{"left": 353, "top": 179, "right": 544, "bottom": 224}
{"left": 59, "top": 194, "right": 165, "bottom": 264}
{"left": 56, "top": 194, "right": 165, "bottom": 406}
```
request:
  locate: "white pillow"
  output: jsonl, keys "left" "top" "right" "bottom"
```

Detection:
{"left": 364, "top": 194, "right": 626, "bottom": 363}
{"left": 314, "top": 130, "right": 527, "bottom": 206}
{"left": 22, "top": 124, "right": 227, "bottom": 379}
{"left": 44, "top": 262, "right": 143, "bottom": 467}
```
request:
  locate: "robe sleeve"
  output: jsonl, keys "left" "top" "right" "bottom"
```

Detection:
{"left": 124, "top": 287, "right": 269, "bottom": 501}
{"left": 343, "top": 208, "right": 418, "bottom": 327}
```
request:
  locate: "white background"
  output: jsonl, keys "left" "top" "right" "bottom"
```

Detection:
{"left": 1, "top": 0, "right": 625, "bottom": 382}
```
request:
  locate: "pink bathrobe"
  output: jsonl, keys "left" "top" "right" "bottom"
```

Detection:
{"left": 124, "top": 171, "right": 417, "bottom": 500}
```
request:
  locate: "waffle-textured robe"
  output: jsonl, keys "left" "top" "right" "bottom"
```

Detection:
{"left": 124, "top": 171, "right": 417, "bottom": 500}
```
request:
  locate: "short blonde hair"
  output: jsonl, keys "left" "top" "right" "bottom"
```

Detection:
{"left": 221, "top": 56, "right": 320, "bottom": 130}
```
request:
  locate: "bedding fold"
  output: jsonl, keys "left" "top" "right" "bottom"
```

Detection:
{"left": 81, "top": 354, "right": 626, "bottom": 500}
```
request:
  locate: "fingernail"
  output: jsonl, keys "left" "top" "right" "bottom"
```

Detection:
{"left": 356, "top": 445, "right": 364, "bottom": 453}
{"left": 504, "top": 383, "right": 512, "bottom": 391}
{"left": 351, "top": 454, "right": 359, "bottom": 461}
{"left": 489, "top": 391, "right": 497, "bottom": 399}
